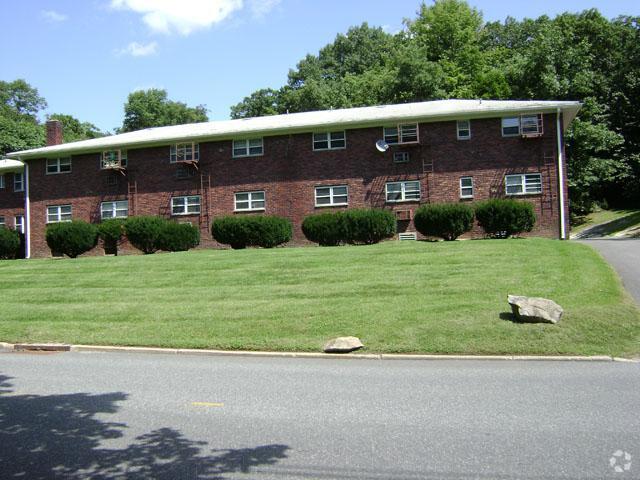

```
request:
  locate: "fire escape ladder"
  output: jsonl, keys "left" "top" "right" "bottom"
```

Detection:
{"left": 200, "top": 172, "right": 211, "bottom": 229}
{"left": 127, "top": 179, "right": 138, "bottom": 216}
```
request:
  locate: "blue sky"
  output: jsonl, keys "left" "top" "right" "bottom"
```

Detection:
{"left": 1, "top": 0, "right": 637, "bottom": 132}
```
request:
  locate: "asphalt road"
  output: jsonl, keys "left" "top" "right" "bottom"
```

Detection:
{"left": 0, "top": 352, "right": 638, "bottom": 479}
{"left": 580, "top": 239, "right": 640, "bottom": 304}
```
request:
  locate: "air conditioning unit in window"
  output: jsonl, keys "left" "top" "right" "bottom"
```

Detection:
{"left": 520, "top": 113, "right": 543, "bottom": 138}
{"left": 395, "top": 209, "right": 412, "bottom": 221}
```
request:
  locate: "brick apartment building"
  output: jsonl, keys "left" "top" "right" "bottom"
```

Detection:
{"left": 0, "top": 99, "right": 580, "bottom": 258}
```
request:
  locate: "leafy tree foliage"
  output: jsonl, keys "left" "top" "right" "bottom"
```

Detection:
{"left": 48, "top": 114, "right": 105, "bottom": 143}
{"left": 121, "top": 89, "right": 208, "bottom": 132}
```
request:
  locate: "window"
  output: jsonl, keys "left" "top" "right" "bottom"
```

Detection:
{"left": 460, "top": 177, "right": 474, "bottom": 198}
{"left": 47, "top": 205, "right": 72, "bottom": 223}
{"left": 232, "top": 138, "right": 263, "bottom": 158}
{"left": 175, "top": 164, "right": 196, "bottom": 179}
{"left": 46, "top": 157, "right": 72, "bottom": 174}
{"left": 505, "top": 173, "right": 542, "bottom": 195}
{"left": 0, "top": 174, "right": 4, "bottom": 189}
{"left": 15, "top": 215, "right": 24, "bottom": 234}
{"left": 235, "top": 191, "right": 265, "bottom": 211}
{"left": 383, "top": 124, "right": 419, "bottom": 145}
{"left": 385, "top": 181, "right": 421, "bottom": 202}
{"left": 313, "top": 131, "right": 346, "bottom": 151}
{"left": 171, "top": 195, "right": 201, "bottom": 215}
{"left": 0, "top": 216, "right": 4, "bottom": 227}
{"left": 101, "top": 150, "right": 127, "bottom": 169}
{"left": 315, "top": 185, "right": 348, "bottom": 207}
{"left": 457, "top": 120, "right": 471, "bottom": 140}
{"left": 14, "top": 172, "right": 24, "bottom": 192}
{"left": 100, "top": 200, "right": 129, "bottom": 219}
{"left": 170, "top": 143, "right": 199, "bottom": 163}
{"left": 393, "top": 152, "right": 410, "bottom": 163}
{"left": 502, "top": 115, "right": 543, "bottom": 137}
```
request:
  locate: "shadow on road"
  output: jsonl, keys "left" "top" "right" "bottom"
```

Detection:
{"left": 0, "top": 374, "right": 289, "bottom": 479}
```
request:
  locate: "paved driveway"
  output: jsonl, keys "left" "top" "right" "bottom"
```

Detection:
{"left": 579, "top": 239, "right": 640, "bottom": 304}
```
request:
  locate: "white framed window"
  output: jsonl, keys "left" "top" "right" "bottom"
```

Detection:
{"left": 235, "top": 191, "right": 265, "bottom": 211}
{"left": 233, "top": 138, "right": 263, "bottom": 158}
{"left": 501, "top": 117, "right": 521, "bottom": 136}
{"left": 385, "top": 181, "right": 421, "bottom": 202}
{"left": 520, "top": 114, "right": 543, "bottom": 135}
{"left": 460, "top": 177, "right": 474, "bottom": 198}
{"left": 101, "top": 150, "right": 127, "bottom": 169}
{"left": 0, "top": 216, "right": 5, "bottom": 227}
{"left": 383, "top": 124, "right": 419, "bottom": 145}
{"left": 171, "top": 195, "right": 201, "bottom": 215}
{"left": 100, "top": 200, "right": 129, "bottom": 219}
{"left": 46, "top": 157, "right": 72, "bottom": 174}
{"left": 0, "top": 174, "right": 5, "bottom": 189}
{"left": 313, "top": 131, "right": 346, "bottom": 151}
{"left": 505, "top": 173, "right": 542, "bottom": 195}
{"left": 47, "top": 204, "right": 72, "bottom": 223}
{"left": 315, "top": 185, "right": 348, "bottom": 207}
{"left": 170, "top": 143, "right": 199, "bottom": 163}
{"left": 15, "top": 215, "right": 24, "bottom": 234}
{"left": 14, "top": 172, "right": 24, "bottom": 192}
{"left": 457, "top": 120, "right": 471, "bottom": 140}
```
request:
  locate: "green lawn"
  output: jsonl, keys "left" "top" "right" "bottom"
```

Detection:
{"left": 1, "top": 239, "right": 639, "bottom": 356}
{"left": 571, "top": 208, "right": 640, "bottom": 236}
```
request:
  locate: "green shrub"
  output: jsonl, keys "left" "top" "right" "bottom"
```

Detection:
{"left": 414, "top": 203, "right": 475, "bottom": 241}
{"left": 0, "top": 227, "right": 20, "bottom": 259}
{"left": 212, "top": 215, "right": 292, "bottom": 249}
{"left": 301, "top": 212, "right": 347, "bottom": 246}
{"left": 45, "top": 221, "right": 98, "bottom": 258}
{"left": 475, "top": 199, "right": 536, "bottom": 238}
{"left": 124, "top": 216, "right": 167, "bottom": 254}
{"left": 157, "top": 222, "right": 201, "bottom": 252}
{"left": 342, "top": 209, "right": 396, "bottom": 244}
{"left": 97, "top": 219, "right": 125, "bottom": 255}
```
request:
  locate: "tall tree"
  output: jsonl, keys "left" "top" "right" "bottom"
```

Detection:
{"left": 48, "top": 114, "right": 106, "bottom": 143}
{"left": 0, "top": 79, "right": 47, "bottom": 154}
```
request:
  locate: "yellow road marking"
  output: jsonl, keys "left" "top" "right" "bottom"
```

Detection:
{"left": 191, "top": 402, "right": 224, "bottom": 407}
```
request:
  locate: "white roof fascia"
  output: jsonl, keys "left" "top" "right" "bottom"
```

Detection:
{"left": 0, "top": 159, "right": 25, "bottom": 173}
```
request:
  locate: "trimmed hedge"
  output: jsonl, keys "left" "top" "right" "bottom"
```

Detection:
{"left": 157, "top": 222, "right": 200, "bottom": 252}
{"left": 124, "top": 216, "right": 167, "bottom": 254}
{"left": 212, "top": 215, "right": 292, "bottom": 249}
{"left": 342, "top": 209, "right": 396, "bottom": 245}
{"left": 301, "top": 212, "right": 347, "bottom": 246}
{"left": 414, "top": 203, "right": 474, "bottom": 241}
{"left": 45, "top": 221, "right": 98, "bottom": 258}
{"left": 475, "top": 199, "right": 536, "bottom": 238}
{"left": 97, "top": 219, "right": 125, "bottom": 255}
{"left": 0, "top": 227, "right": 21, "bottom": 259}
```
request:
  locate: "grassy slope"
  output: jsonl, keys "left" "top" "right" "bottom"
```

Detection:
{"left": 572, "top": 208, "right": 640, "bottom": 236}
{"left": 1, "top": 239, "right": 638, "bottom": 356}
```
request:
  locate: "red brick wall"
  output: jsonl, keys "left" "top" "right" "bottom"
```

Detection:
{"left": 23, "top": 114, "right": 566, "bottom": 257}
{"left": 0, "top": 172, "right": 25, "bottom": 232}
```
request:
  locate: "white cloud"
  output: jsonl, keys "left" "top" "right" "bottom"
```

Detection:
{"left": 110, "top": 0, "right": 244, "bottom": 35}
{"left": 41, "top": 10, "right": 68, "bottom": 22}
{"left": 117, "top": 41, "right": 159, "bottom": 57}
{"left": 248, "top": 0, "right": 280, "bottom": 18}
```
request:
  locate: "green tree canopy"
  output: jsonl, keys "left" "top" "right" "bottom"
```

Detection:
{"left": 121, "top": 89, "right": 208, "bottom": 132}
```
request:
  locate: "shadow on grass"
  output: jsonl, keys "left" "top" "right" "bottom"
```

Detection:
{"left": 0, "top": 374, "right": 289, "bottom": 479}
{"left": 499, "top": 311, "right": 519, "bottom": 323}
{"left": 574, "top": 211, "right": 640, "bottom": 239}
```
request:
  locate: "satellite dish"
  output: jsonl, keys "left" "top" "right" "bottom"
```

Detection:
{"left": 375, "top": 139, "right": 390, "bottom": 152}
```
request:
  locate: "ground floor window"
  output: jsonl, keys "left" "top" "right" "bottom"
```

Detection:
{"left": 505, "top": 173, "right": 542, "bottom": 195}
{"left": 15, "top": 215, "right": 24, "bottom": 234}
{"left": 171, "top": 195, "right": 201, "bottom": 215}
{"left": 460, "top": 177, "right": 474, "bottom": 198}
{"left": 235, "top": 191, "right": 265, "bottom": 211}
{"left": 0, "top": 216, "right": 4, "bottom": 227}
{"left": 101, "top": 200, "right": 129, "bottom": 219}
{"left": 315, "top": 185, "right": 348, "bottom": 206}
{"left": 385, "top": 181, "right": 421, "bottom": 202}
{"left": 47, "top": 205, "right": 72, "bottom": 223}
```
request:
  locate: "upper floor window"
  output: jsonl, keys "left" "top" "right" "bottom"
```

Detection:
{"left": 315, "top": 185, "right": 348, "bottom": 207}
{"left": 47, "top": 204, "right": 72, "bottom": 223}
{"left": 460, "top": 176, "right": 473, "bottom": 198}
{"left": 101, "top": 150, "right": 127, "bottom": 169}
{"left": 313, "top": 131, "right": 346, "bottom": 151}
{"left": 501, "top": 117, "right": 520, "bottom": 136}
{"left": 15, "top": 215, "right": 24, "bottom": 234}
{"left": 171, "top": 195, "right": 201, "bottom": 215}
{"left": 170, "top": 143, "right": 199, "bottom": 163}
{"left": 101, "top": 200, "right": 129, "bottom": 219}
{"left": 502, "top": 114, "right": 543, "bottom": 137}
{"left": 47, "top": 157, "right": 72, "bottom": 174}
{"left": 14, "top": 172, "right": 24, "bottom": 192}
{"left": 233, "top": 138, "right": 263, "bottom": 158}
{"left": 384, "top": 124, "right": 419, "bottom": 145}
{"left": 235, "top": 191, "right": 265, "bottom": 211}
{"left": 385, "top": 181, "right": 421, "bottom": 202}
{"left": 0, "top": 174, "right": 4, "bottom": 189}
{"left": 505, "top": 173, "right": 542, "bottom": 195}
{"left": 457, "top": 120, "right": 471, "bottom": 140}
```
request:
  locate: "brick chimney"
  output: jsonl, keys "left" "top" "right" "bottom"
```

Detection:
{"left": 46, "top": 120, "right": 63, "bottom": 146}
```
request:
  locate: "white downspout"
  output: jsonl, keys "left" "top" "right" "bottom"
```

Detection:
{"left": 24, "top": 160, "right": 31, "bottom": 258}
{"left": 556, "top": 109, "right": 567, "bottom": 240}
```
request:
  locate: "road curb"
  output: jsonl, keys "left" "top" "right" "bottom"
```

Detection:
{"left": 2, "top": 341, "right": 636, "bottom": 362}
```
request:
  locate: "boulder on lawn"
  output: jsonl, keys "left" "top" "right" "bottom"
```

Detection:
{"left": 323, "top": 336, "right": 364, "bottom": 353}
{"left": 507, "top": 295, "right": 563, "bottom": 324}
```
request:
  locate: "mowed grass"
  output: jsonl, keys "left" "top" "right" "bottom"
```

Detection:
{"left": 1, "top": 239, "right": 639, "bottom": 356}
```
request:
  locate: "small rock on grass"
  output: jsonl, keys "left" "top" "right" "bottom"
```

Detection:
{"left": 323, "top": 336, "right": 364, "bottom": 353}
{"left": 508, "top": 295, "right": 563, "bottom": 324}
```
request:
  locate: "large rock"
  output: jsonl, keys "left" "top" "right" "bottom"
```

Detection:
{"left": 507, "top": 295, "right": 563, "bottom": 324}
{"left": 323, "top": 336, "right": 364, "bottom": 353}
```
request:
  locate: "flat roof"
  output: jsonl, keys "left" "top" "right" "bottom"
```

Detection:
{"left": 10, "top": 99, "right": 581, "bottom": 159}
